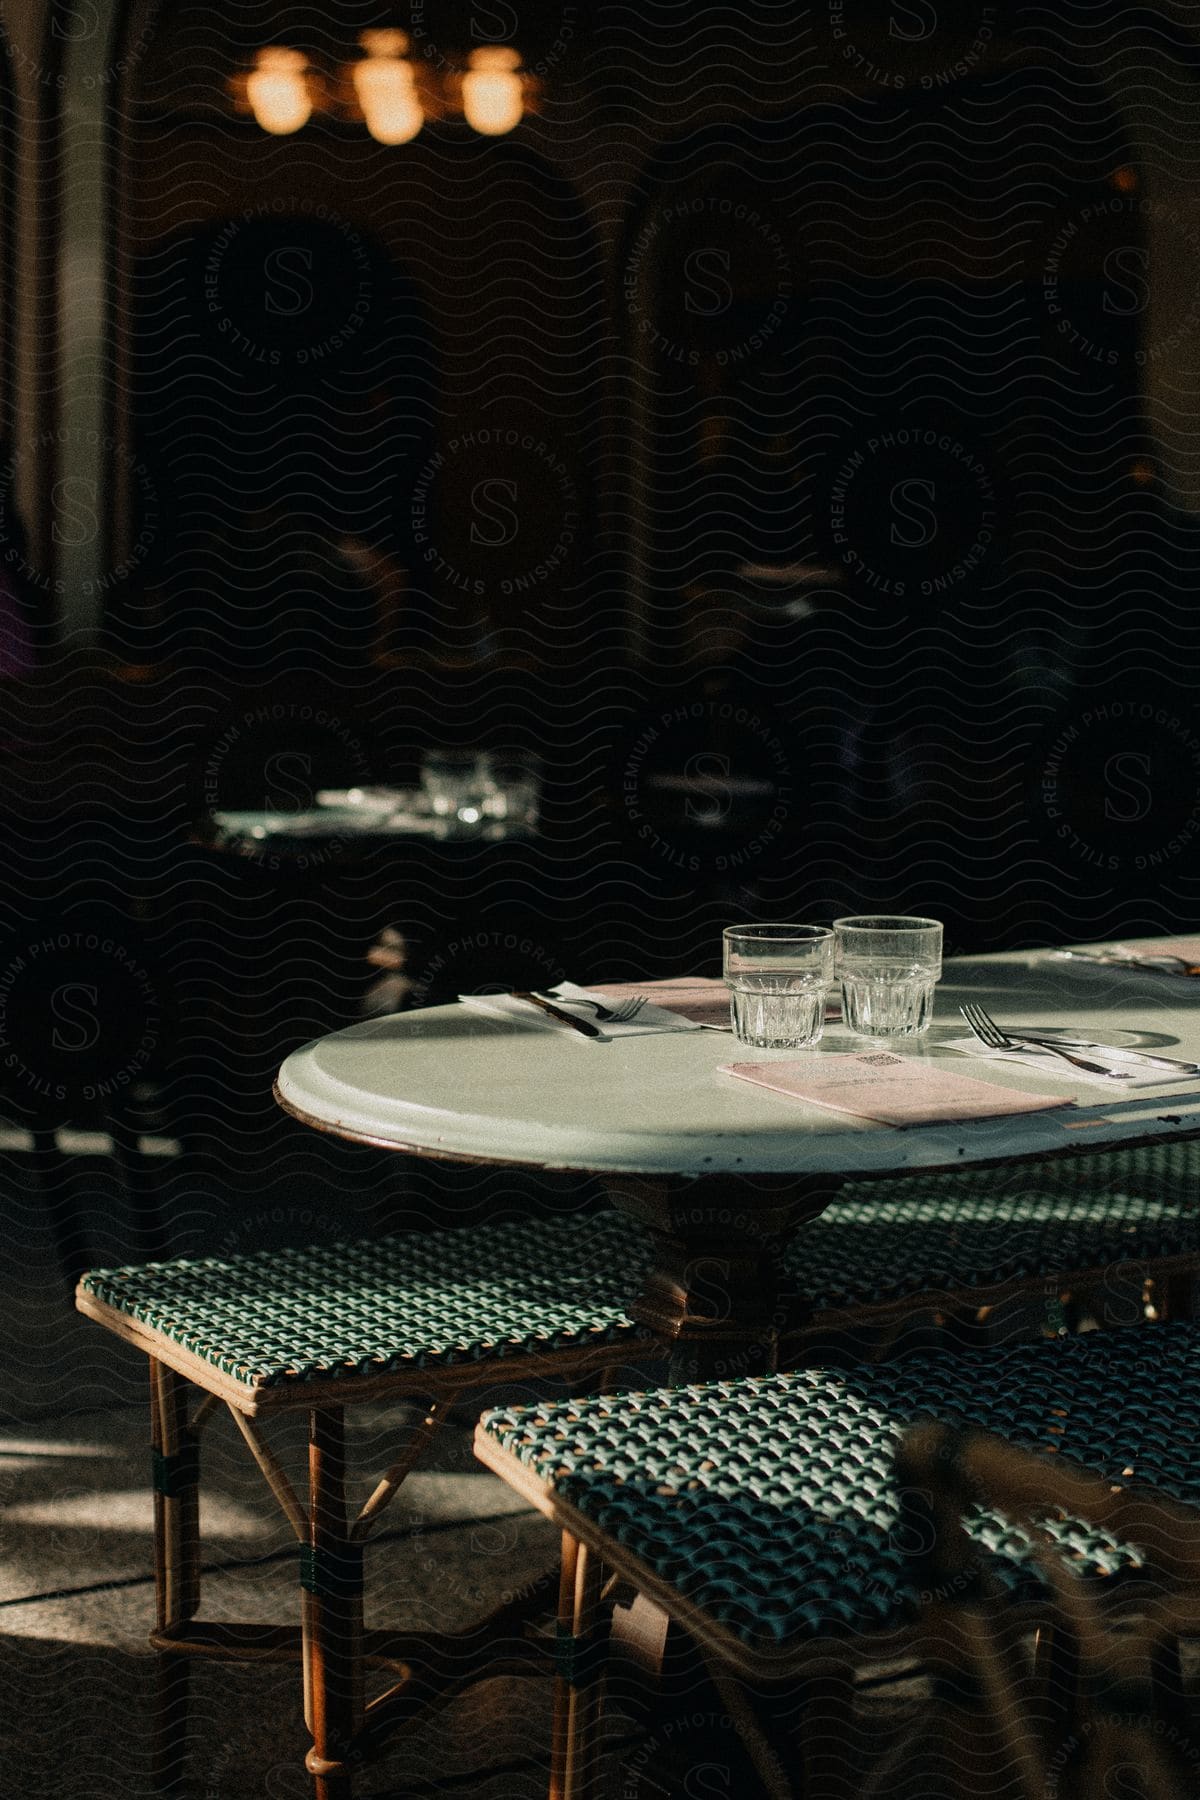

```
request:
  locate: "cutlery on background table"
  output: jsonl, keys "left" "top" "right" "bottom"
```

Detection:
{"left": 960, "top": 1003, "right": 1134, "bottom": 1079}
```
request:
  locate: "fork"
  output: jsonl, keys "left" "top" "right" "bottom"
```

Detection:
{"left": 539, "top": 992, "right": 648, "bottom": 1024}
{"left": 960, "top": 1003, "right": 1134, "bottom": 1079}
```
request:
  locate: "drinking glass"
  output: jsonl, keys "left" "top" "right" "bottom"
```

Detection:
{"left": 834, "top": 915, "right": 943, "bottom": 1040}
{"left": 481, "top": 752, "right": 542, "bottom": 828}
{"left": 420, "top": 750, "right": 494, "bottom": 826}
{"left": 722, "top": 923, "right": 835, "bottom": 1049}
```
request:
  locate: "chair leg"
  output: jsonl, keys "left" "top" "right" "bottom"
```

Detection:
{"left": 150, "top": 1359, "right": 200, "bottom": 1796}
{"left": 110, "top": 1103, "right": 170, "bottom": 1263}
{"left": 303, "top": 1407, "right": 365, "bottom": 1800}
{"left": 33, "top": 1125, "right": 91, "bottom": 1291}
{"left": 1034, "top": 1616, "right": 1082, "bottom": 1747}
{"left": 798, "top": 1663, "right": 856, "bottom": 1800}
{"left": 1148, "top": 1624, "right": 1188, "bottom": 1734}
{"left": 1161, "top": 1269, "right": 1196, "bottom": 1325}
{"left": 550, "top": 1532, "right": 607, "bottom": 1800}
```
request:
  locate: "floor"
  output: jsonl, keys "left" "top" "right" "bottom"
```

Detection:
{"left": 0, "top": 1125, "right": 919, "bottom": 1798}
{"left": 2, "top": 1390, "right": 930, "bottom": 1799}
{"left": 0, "top": 1127, "right": 600, "bottom": 1797}
{"left": 1, "top": 1396, "right": 568, "bottom": 1798}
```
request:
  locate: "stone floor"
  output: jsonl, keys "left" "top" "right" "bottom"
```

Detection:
{"left": 0, "top": 1387, "right": 937, "bottom": 1799}
{"left": 0, "top": 1396, "right": 572, "bottom": 1798}
{"left": 0, "top": 1127, "right": 923, "bottom": 1798}
{"left": 0, "top": 1128, "right": 637, "bottom": 1796}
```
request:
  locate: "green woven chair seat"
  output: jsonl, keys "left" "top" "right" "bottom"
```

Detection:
{"left": 80, "top": 1141, "right": 1200, "bottom": 1397}
{"left": 479, "top": 1322, "right": 1200, "bottom": 1651}
{"left": 791, "top": 1143, "right": 1200, "bottom": 1309}
{"left": 78, "top": 1213, "right": 649, "bottom": 1391}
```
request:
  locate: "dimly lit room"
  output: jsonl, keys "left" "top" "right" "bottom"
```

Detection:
{"left": 8, "top": 3, "right": 1200, "bottom": 1796}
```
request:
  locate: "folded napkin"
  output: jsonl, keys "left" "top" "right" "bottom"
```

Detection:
{"left": 458, "top": 981, "right": 702, "bottom": 1036}
{"left": 721, "top": 1052, "right": 1074, "bottom": 1125}
{"left": 594, "top": 978, "right": 842, "bottom": 1029}
{"left": 592, "top": 977, "right": 730, "bottom": 1028}
{"left": 944, "top": 1036, "right": 1200, "bottom": 1089}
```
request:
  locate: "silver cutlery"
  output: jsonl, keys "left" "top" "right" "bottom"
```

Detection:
{"left": 1058, "top": 950, "right": 1200, "bottom": 977}
{"left": 511, "top": 991, "right": 604, "bottom": 1038}
{"left": 541, "top": 992, "right": 648, "bottom": 1024}
{"left": 1114, "top": 953, "right": 1200, "bottom": 976}
{"left": 1003, "top": 1030, "right": 1200, "bottom": 1074}
{"left": 959, "top": 1003, "right": 1134, "bottom": 1079}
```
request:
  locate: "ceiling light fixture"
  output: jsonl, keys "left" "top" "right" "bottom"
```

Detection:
{"left": 234, "top": 36, "right": 540, "bottom": 140}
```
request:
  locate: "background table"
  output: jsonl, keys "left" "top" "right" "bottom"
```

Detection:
{"left": 277, "top": 942, "right": 1200, "bottom": 1377}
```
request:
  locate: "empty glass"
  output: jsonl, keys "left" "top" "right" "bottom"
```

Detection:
{"left": 834, "top": 915, "right": 943, "bottom": 1040}
{"left": 481, "top": 752, "right": 542, "bottom": 828}
{"left": 420, "top": 750, "right": 494, "bottom": 826}
{"left": 722, "top": 923, "right": 835, "bottom": 1049}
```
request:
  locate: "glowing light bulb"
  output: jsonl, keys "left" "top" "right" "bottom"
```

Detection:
{"left": 462, "top": 46, "right": 524, "bottom": 136}
{"left": 246, "top": 47, "right": 312, "bottom": 136}
{"left": 354, "top": 29, "right": 424, "bottom": 145}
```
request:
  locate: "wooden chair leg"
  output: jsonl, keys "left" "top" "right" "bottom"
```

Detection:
{"left": 110, "top": 1102, "right": 170, "bottom": 1263}
{"left": 32, "top": 1125, "right": 91, "bottom": 1291}
{"left": 303, "top": 1407, "right": 364, "bottom": 1800}
{"left": 150, "top": 1359, "right": 200, "bottom": 1795}
{"left": 1148, "top": 1623, "right": 1188, "bottom": 1734}
{"left": 550, "top": 1532, "right": 607, "bottom": 1800}
{"left": 1161, "top": 1269, "right": 1196, "bottom": 1325}
{"left": 797, "top": 1662, "right": 856, "bottom": 1800}
{"left": 1034, "top": 1616, "right": 1082, "bottom": 1748}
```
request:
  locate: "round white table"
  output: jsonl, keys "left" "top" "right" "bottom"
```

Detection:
{"left": 277, "top": 944, "right": 1200, "bottom": 1376}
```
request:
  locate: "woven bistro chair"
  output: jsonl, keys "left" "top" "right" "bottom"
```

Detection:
{"left": 865, "top": 1422, "right": 1200, "bottom": 1800}
{"left": 781, "top": 1139, "right": 1200, "bottom": 1360}
{"left": 475, "top": 1320, "right": 1200, "bottom": 1800}
{"left": 76, "top": 1142, "right": 1200, "bottom": 1796}
{"left": 75, "top": 1211, "right": 651, "bottom": 1799}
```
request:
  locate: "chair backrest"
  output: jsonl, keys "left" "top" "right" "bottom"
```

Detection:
{"left": 863, "top": 1422, "right": 1200, "bottom": 1800}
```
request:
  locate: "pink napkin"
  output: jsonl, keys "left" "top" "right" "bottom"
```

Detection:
{"left": 594, "top": 977, "right": 730, "bottom": 1027}
{"left": 595, "top": 977, "right": 842, "bottom": 1028}
{"left": 720, "top": 1051, "right": 1075, "bottom": 1126}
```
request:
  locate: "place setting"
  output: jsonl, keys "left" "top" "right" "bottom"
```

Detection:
{"left": 713, "top": 915, "right": 1089, "bottom": 1128}
{"left": 454, "top": 916, "right": 1200, "bottom": 1127}
{"left": 716, "top": 915, "right": 1200, "bottom": 1122}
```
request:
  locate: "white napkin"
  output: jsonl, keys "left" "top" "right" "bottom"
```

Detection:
{"left": 944, "top": 1036, "right": 1200, "bottom": 1089}
{"left": 457, "top": 981, "right": 702, "bottom": 1037}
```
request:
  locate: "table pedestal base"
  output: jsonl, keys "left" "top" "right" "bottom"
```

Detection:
{"left": 604, "top": 1172, "right": 841, "bottom": 1383}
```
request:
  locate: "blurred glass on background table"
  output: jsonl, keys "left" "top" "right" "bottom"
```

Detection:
{"left": 420, "top": 750, "right": 495, "bottom": 825}
{"left": 203, "top": 766, "right": 542, "bottom": 860}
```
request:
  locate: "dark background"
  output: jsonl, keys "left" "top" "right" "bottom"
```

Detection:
{"left": 4, "top": 0, "right": 1200, "bottom": 1407}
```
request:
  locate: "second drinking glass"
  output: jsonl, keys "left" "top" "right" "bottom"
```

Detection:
{"left": 834, "top": 915, "right": 943, "bottom": 1040}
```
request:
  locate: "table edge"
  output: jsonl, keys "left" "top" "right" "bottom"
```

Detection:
{"left": 273, "top": 1081, "right": 1200, "bottom": 1181}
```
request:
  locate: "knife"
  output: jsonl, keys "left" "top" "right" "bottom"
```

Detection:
{"left": 1007, "top": 1030, "right": 1200, "bottom": 1073}
{"left": 1058, "top": 951, "right": 1200, "bottom": 977}
{"left": 510, "top": 990, "right": 604, "bottom": 1039}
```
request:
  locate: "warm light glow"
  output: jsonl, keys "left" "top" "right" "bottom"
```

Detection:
{"left": 1111, "top": 165, "right": 1139, "bottom": 193}
{"left": 462, "top": 46, "right": 524, "bottom": 135}
{"left": 354, "top": 29, "right": 424, "bottom": 144}
{"left": 246, "top": 47, "right": 312, "bottom": 136}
